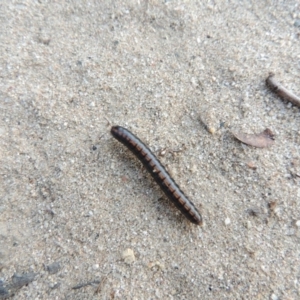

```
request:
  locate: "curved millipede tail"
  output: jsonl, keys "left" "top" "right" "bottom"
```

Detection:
{"left": 111, "top": 125, "right": 203, "bottom": 226}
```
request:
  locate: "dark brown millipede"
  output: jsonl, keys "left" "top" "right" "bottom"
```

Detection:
{"left": 111, "top": 125, "right": 203, "bottom": 225}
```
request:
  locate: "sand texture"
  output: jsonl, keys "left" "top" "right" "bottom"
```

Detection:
{"left": 1, "top": 1, "right": 300, "bottom": 299}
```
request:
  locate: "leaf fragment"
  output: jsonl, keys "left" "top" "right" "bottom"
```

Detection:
{"left": 233, "top": 128, "right": 275, "bottom": 148}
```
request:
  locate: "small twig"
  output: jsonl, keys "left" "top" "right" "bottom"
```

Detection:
{"left": 98, "top": 132, "right": 106, "bottom": 141}
{"left": 72, "top": 280, "right": 101, "bottom": 290}
{"left": 104, "top": 116, "right": 112, "bottom": 126}
{"left": 94, "top": 276, "right": 107, "bottom": 294}
{"left": 266, "top": 73, "right": 300, "bottom": 108}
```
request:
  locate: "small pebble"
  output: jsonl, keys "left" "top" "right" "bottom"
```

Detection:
{"left": 46, "top": 262, "right": 61, "bottom": 275}
{"left": 247, "top": 161, "right": 257, "bottom": 170}
{"left": 294, "top": 19, "right": 300, "bottom": 27}
{"left": 270, "top": 293, "right": 279, "bottom": 300}
{"left": 122, "top": 248, "right": 135, "bottom": 264}
{"left": 148, "top": 261, "right": 164, "bottom": 270}
{"left": 11, "top": 272, "right": 37, "bottom": 289}
{"left": 50, "top": 282, "right": 61, "bottom": 289}
{"left": 274, "top": 207, "right": 281, "bottom": 217}
{"left": 225, "top": 218, "right": 231, "bottom": 225}
{"left": 0, "top": 286, "right": 9, "bottom": 297}
{"left": 207, "top": 126, "right": 216, "bottom": 135}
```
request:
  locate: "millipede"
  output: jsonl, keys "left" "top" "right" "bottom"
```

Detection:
{"left": 111, "top": 125, "right": 203, "bottom": 225}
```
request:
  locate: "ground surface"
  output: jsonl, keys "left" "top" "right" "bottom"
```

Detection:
{"left": 1, "top": 1, "right": 300, "bottom": 299}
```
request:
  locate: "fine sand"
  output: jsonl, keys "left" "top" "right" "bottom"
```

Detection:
{"left": 1, "top": 1, "right": 300, "bottom": 299}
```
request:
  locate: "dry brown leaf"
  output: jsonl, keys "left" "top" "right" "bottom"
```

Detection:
{"left": 233, "top": 128, "right": 275, "bottom": 148}
{"left": 246, "top": 161, "right": 257, "bottom": 170}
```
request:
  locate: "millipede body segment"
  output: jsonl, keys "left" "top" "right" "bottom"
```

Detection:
{"left": 111, "top": 125, "right": 203, "bottom": 225}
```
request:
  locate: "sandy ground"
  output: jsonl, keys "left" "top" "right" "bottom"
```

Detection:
{"left": 1, "top": 1, "right": 300, "bottom": 299}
